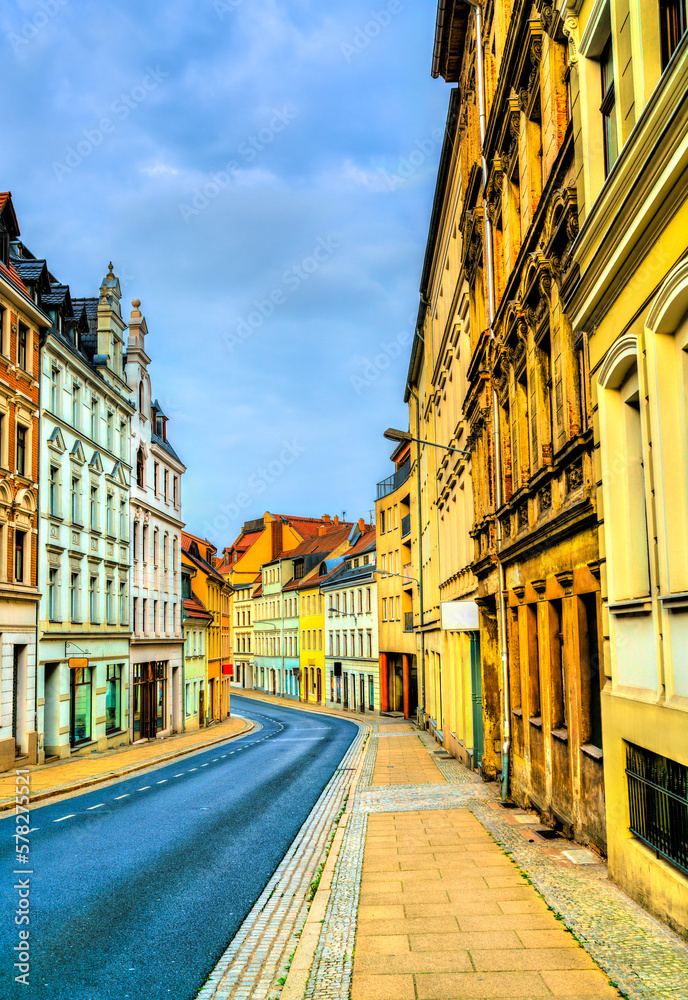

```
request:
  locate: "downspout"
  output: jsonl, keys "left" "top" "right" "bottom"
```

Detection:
{"left": 466, "top": 0, "right": 511, "bottom": 801}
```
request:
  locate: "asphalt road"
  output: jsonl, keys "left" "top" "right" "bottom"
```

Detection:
{"left": 0, "top": 695, "right": 357, "bottom": 1000}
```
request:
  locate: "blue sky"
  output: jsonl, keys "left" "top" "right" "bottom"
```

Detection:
{"left": 1, "top": 0, "right": 449, "bottom": 546}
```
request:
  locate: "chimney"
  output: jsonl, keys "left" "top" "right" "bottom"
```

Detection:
{"left": 271, "top": 519, "right": 283, "bottom": 559}
{"left": 321, "top": 514, "right": 331, "bottom": 523}
{"left": 358, "top": 517, "right": 365, "bottom": 533}
{"left": 318, "top": 525, "right": 328, "bottom": 536}
{"left": 333, "top": 515, "right": 339, "bottom": 526}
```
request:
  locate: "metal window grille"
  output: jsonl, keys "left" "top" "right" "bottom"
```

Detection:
{"left": 626, "top": 742, "right": 688, "bottom": 875}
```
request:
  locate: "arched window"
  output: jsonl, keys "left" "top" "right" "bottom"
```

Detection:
{"left": 136, "top": 446, "right": 145, "bottom": 488}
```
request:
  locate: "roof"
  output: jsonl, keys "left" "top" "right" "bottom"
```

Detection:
{"left": 151, "top": 429, "right": 184, "bottom": 466}
{"left": 182, "top": 533, "right": 228, "bottom": 585}
{"left": 282, "top": 524, "right": 353, "bottom": 560}
{"left": 0, "top": 192, "right": 19, "bottom": 237}
{"left": 0, "top": 258, "right": 33, "bottom": 303}
{"left": 183, "top": 593, "right": 213, "bottom": 624}
{"left": 277, "top": 515, "right": 351, "bottom": 539}
{"left": 347, "top": 528, "right": 376, "bottom": 558}
{"left": 431, "top": 0, "right": 471, "bottom": 82}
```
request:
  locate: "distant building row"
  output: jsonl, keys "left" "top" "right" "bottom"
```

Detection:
{"left": 0, "top": 192, "right": 231, "bottom": 771}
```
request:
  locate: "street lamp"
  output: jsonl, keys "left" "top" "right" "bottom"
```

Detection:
{"left": 383, "top": 427, "right": 470, "bottom": 458}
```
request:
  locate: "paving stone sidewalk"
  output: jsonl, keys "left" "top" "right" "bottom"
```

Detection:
{"left": 294, "top": 716, "right": 688, "bottom": 1000}
{"left": 0, "top": 713, "right": 253, "bottom": 809}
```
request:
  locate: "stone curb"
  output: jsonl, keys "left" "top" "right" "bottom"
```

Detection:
{"left": 194, "top": 705, "right": 371, "bottom": 1000}
{"left": 279, "top": 722, "right": 371, "bottom": 1000}
{"left": 0, "top": 717, "right": 255, "bottom": 812}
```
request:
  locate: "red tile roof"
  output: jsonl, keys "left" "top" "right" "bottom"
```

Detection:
{"left": 347, "top": 527, "right": 376, "bottom": 557}
{"left": 0, "top": 258, "right": 32, "bottom": 301}
{"left": 183, "top": 595, "right": 213, "bottom": 623}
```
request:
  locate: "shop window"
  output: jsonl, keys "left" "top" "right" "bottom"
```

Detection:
{"left": 106, "top": 664, "right": 122, "bottom": 733}
{"left": 70, "top": 666, "right": 92, "bottom": 746}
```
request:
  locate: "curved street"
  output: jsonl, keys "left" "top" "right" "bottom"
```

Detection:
{"left": 0, "top": 696, "right": 357, "bottom": 1000}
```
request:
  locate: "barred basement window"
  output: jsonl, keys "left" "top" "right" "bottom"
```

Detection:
{"left": 626, "top": 743, "right": 688, "bottom": 875}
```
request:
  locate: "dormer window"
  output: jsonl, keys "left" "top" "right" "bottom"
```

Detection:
{"left": 0, "top": 230, "right": 9, "bottom": 266}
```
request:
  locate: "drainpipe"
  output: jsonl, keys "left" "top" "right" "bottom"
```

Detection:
{"left": 465, "top": 0, "right": 511, "bottom": 801}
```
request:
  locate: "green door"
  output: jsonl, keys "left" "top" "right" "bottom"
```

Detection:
{"left": 469, "top": 632, "right": 483, "bottom": 766}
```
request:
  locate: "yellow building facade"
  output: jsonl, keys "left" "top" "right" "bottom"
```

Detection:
{"left": 298, "top": 578, "right": 325, "bottom": 704}
{"left": 375, "top": 442, "right": 418, "bottom": 718}
{"left": 565, "top": 0, "right": 688, "bottom": 937}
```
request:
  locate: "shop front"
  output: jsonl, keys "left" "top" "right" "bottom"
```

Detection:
{"left": 39, "top": 636, "right": 130, "bottom": 759}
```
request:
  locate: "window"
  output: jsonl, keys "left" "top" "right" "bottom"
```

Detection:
{"left": 72, "top": 382, "right": 80, "bottom": 428}
{"left": 600, "top": 39, "right": 618, "bottom": 176}
{"left": 137, "top": 447, "right": 145, "bottom": 488}
{"left": 106, "top": 411, "right": 113, "bottom": 451}
{"left": 527, "top": 604, "right": 541, "bottom": 720}
{"left": 120, "top": 582, "right": 127, "bottom": 624}
{"left": 549, "top": 600, "right": 567, "bottom": 732}
{"left": 142, "top": 525, "right": 148, "bottom": 562}
{"left": 164, "top": 469, "right": 168, "bottom": 501}
{"left": 382, "top": 598, "right": 387, "bottom": 621}
{"left": 380, "top": 510, "right": 386, "bottom": 533}
{"left": 71, "top": 477, "right": 80, "bottom": 523}
{"left": 120, "top": 419, "right": 127, "bottom": 459}
{"left": 154, "top": 462, "right": 159, "bottom": 494}
{"left": 106, "top": 579, "right": 114, "bottom": 622}
{"left": 366, "top": 588, "right": 371, "bottom": 613}
{"left": 154, "top": 600, "right": 159, "bottom": 633}
{"left": 153, "top": 528, "right": 159, "bottom": 564}
{"left": 90, "top": 485, "right": 98, "bottom": 530}
{"left": 70, "top": 571, "right": 79, "bottom": 621}
{"left": 49, "top": 465, "right": 59, "bottom": 516}
{"left": 106, "top": 493, "right": 114, "bottom": 536}
{"left": 163, "top": 601, "right": 168, "bottom": 633}
{"left": 133, "top": 596, "right": 138, "bottom": 632}
{"left": 15, "top": 531, "right": 25, "bottom": 583}
{"left": 366, "top": 630, "right": 372, "bottom": 658}
{"left": 17, "top": 322, "right": 27, "bottom": 369}
{"left": 89, "top": 575, "right": 98, "bottom": 623}
{"left": 660, "top": 0, "right": 687, "bottom": 68}
{"left": 173, "top": 475, "right": 178, "bottom": 506}
{"left": 318, "top": 629, "right": 322, "bottom": 651}
{"left": 626, "top": 743, "right": 688, "bottom": 876}
{"left": 106, "top": 664, "right": 122, "bottom": 733}
{"left": 120, "top": 500, "right": 127, "bottom": 539}
{"left": 48, "top": 566, "right": 58, "bottom": 618}
{"left": 185, "top": 682, "right": 192, "bottom": 717}
{"left": 0, "top": 412, "right": 4, "bottom": 468}
{"left": 16, "top": 426, "right": 26, "bottom": 477}
{"left": 50, "top": 367, "right": 59, "bottom": 413}
{"left": 90, "top": 397, "right": 98, "bottom": 440}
